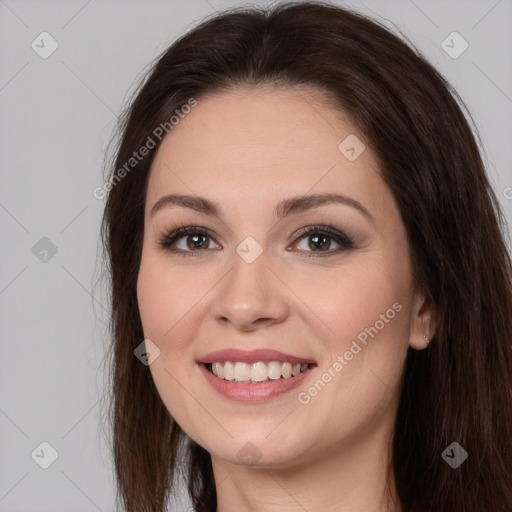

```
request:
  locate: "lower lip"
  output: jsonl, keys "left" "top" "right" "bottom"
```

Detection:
{"left": 198, "top": 363, "right": 314, "bottom": 402}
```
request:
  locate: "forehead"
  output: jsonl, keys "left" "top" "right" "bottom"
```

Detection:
{"left": 146, "top": 86, "right": 389, "bottom": 220}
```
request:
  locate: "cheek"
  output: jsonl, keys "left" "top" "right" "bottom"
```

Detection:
{"left": 289, "top": 255, "right": 411, "bottom": 349}
{"left": 289, "top": 266, "right": 410, "bottom": 451}
{"left": 137, "top": 250, "right": 201, "bottom": 345}
{"left": 289, "top": 253, "right": 411, "bottom": 406}
{"left": 137, "top": 265, "right": 171, "bottom": 342}
{"left": 136, "top": 253, "right": 207, "bottom": 438}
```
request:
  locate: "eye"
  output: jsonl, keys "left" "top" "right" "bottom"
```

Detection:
{"left": 291, "top": 225, "right": 355, "bottom": 257}
{"left": 159, "top": 226, "right": 220, "bottom": 257}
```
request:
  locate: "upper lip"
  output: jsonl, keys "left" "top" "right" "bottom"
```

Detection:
{"left": 197, "top": 348, "right": 316, "bottom": 365}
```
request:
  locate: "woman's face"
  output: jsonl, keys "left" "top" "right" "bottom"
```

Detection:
{"left": 137, "top": 85, "right": 430, "bottom": 469}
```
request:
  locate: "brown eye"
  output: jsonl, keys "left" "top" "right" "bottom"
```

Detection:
{"left": 292, "top": 225, "right": 355, "bottom": 257}
{"left": 184, "top": 233, "right": 209, "bottom": 250}
{"left": 297, "top": 233, "right": 334, "bottom": 251}
{"left": 160, "top": 226, "right": 220, "bottom": 256}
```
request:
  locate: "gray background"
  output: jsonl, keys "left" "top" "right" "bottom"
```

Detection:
{"left": 1, "top": 0, "right": 511, "bottom": 510}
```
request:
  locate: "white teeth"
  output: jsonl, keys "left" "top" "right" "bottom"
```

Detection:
{"left": 233, "top": 362, "right": 251, "bottom": 381}
{"left": 268, "top": 361, "right": 282, "bottom": 380}
{"left": 212, "top": 362, "right": 224, "bottom": 379}
{"left": 208, "top": 360, "right": 311, "bottom": 382}
{"left": 251, "top": 362, "right": 268, "bottom": 382}
{"left": 281, "top": 362, "right": 292, "bottom": 378}
{"left": 223, "top": 361, "right": 235, "bottom": 380}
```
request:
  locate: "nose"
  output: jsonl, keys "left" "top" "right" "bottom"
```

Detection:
{"left": 211, "top": 251, "right": 290, "bottom": 332}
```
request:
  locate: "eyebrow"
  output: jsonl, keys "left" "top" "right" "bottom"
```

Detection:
{"left": 150, "top": 193, "right": 375, "bottom": 224}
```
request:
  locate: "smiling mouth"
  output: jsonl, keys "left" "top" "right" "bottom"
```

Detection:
{"left": 204, "top": 361, "right": 316, "bottom": 384}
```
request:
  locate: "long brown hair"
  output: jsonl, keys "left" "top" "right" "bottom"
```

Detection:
{"left": 98, "top": 2, "right": 512, "bottom": 511}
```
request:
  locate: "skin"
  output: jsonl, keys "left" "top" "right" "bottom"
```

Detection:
{"left": 136, "top": 84, "right": 436, "bottom": 512}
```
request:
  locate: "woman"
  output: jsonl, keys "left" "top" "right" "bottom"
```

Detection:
{"left": 99, "top": 2, "right": 512, "bottom": 511}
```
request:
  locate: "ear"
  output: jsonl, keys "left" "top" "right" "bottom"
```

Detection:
{"left": 409, "top": 286, "right": 436, "bottom": 350}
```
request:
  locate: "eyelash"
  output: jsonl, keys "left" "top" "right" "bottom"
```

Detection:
{"left": 158, "top": 224, "right": 356, "bottom": 258}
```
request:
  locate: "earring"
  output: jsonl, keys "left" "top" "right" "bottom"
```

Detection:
{"left": 423, "top": 335, "right": 430, "bottom": 345}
